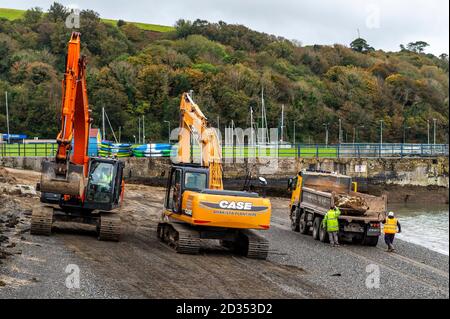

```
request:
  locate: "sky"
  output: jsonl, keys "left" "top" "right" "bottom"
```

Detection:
{"left": 1, "top": 0, "right": 448, "bottom": 55}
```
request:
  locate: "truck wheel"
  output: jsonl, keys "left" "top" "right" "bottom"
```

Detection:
{"left": 362, "top": 235, "right": 379, "bottom": 247}
{"left": 319, "top": 223, "right": 329, "bottom": 243}
{"left": 312, "top": 217, "right": 321, "bottom": 240}
{"left": 299, "top": 211, "right": 308, "bottom": 234}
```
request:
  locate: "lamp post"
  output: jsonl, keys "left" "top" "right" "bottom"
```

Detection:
{"left": 293, "top": 120, "right": 298, "bottom": 145}
{"left": 323, "top": 123, "right": 329, "bottom": 146}
{"left": 142, "top": 115, "right": 145, "bottom": 144}
{"left": 354, "top": 125, "right": 364, "bottom": 143}
{"left": 403, "top": 125, "right": 411, "bottom": 144}
{"left": 5, "top": 92, "right": 10, "bottom": 144}
{"left": 379, "top": 120, "right": 383, "bottom": 145}
{"left": 138, "top": 117, "right": 141, "bottom": 144}
{"left": 164, "top": 121, "right": 171, "bottom": 143}
{"left": 358, "top": 125, "right": 364, "bottom": 143}
{"left": 433, "top": 118, "right": 437, "bottom": 145}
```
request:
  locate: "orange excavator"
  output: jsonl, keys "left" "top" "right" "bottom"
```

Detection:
{"left": 157, "top": 92, "right": 272, "bottom": 259}
{"left": 31, "top": 32, "right": 124, "bottom": 241}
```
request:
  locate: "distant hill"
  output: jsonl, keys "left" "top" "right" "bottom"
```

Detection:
{"left": 0, "top": 5, "right": 448, "bottom": 144}
{"left": 0, "top": 7, "right": 174, "bottom": 32}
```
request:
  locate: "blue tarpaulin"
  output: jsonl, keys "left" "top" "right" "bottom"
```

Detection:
{"left": 2, "top": 134, "right": 27, "bottom": 139}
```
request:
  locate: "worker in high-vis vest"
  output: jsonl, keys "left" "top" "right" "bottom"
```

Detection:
{"left": 323, "top": 206, "right": 341, "bottom": 247}
{"left": 383, "top": 211, "right": 402, "bottom": 252}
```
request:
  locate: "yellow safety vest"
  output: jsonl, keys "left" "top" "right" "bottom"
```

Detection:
{"left": 384, "top": 217, "right": 398, "bottom": 234}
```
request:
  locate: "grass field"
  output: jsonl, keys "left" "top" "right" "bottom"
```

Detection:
{"left": 0, "top": 7, "right": 174, "bottom": 32}
{"left": 0, "top": 143, "right": 57, "bottom": 157}
{"left": 0, "top": 8, "right": 24, "bottom": 20}
{"left": 0, "top": 143, "right": 338, "bottom": 158}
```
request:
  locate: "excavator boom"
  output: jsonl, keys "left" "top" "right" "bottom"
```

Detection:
{"left": 177, "top": 93, "right": 223, "bottom": 189}
{"left": 39, "top": 32, "right": 91, "bottom": 197}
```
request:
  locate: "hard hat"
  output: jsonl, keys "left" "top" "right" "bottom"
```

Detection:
{"left": 388, "top": 211, "right": 395, "bottom": 217}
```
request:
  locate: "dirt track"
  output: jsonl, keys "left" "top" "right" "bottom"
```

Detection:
{"left": 0, "top": 168, "right": 448, "bottom": 299}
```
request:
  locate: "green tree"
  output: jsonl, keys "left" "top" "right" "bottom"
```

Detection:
{"left": 406, "top": 41, "right": 430, "bottom": 53}
{"left": 47, "top": 2, "right": 68, "bottom": 22}
{"left": 350, "top": 38, "right": 374, "bottom": 53}
{"left": 23, "top": 7, "right": 43, "bottom": 25}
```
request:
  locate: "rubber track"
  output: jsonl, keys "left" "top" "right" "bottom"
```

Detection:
{"left": 30, "top": 205, "right": 53, "bottom": 236}
{"left": 98, "top": 213, "right": 122, "bottom": 242}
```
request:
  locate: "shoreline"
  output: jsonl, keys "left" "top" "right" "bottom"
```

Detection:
{"left": 396, "top": 237, "right": 449, "bottom": 257}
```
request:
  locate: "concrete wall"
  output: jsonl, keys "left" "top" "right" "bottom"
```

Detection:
{"left": 229, "top": 157, "right": 450, "bottom": 188}
{"left": 1, "top": 156, "right": 448, "bottom": 189}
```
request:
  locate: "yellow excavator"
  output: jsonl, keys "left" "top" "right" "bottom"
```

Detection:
{"left": 157, "top": 92, "right": 272, "bottom": 259}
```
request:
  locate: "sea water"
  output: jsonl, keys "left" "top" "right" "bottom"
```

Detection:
{"left": 389, "top": 203, "right": 449, "bottom": 256}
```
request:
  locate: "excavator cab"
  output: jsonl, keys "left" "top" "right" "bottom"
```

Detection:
{"left": 40, "top": 158, "right": 124, "bottom": 211}
{"left": 165, "top": 164, "right": 208, "bottom": 213}
{"left": 84, "top": 158, "right": 124, "bottom": 211}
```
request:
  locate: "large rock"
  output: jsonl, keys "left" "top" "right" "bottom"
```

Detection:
{"left": 0, "top": 184, "right": 37, "bottom": 197}
{"left": 0, "top": 167, "right": 16, "bottom": 184}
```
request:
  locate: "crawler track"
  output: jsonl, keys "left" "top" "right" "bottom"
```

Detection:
{"left": 240, "top": 230, "right": 270, "bottom": 260}
{"left": 30, "top": 205, "right": 53, "bottom": 236}
{"left": 98, "top": 212, "right": 122, "bottom": 242}
{"left": 157, "top": 222, "right": 201, "bottom": 254}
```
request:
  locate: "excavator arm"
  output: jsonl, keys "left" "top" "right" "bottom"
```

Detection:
{"left": 39, "top": 32, "right": 92, "bottom": 197}
{"left": 56, "top": 32, "right": 91, "bottom": 168}
{"left": 177, "top": 92, "right": 223, "bottom": 190}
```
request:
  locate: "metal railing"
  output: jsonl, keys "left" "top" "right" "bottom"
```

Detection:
{"left": 0, "top": 142, "right": 448, "bottom": 158}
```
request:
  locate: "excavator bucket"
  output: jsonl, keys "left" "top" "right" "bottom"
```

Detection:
{"left": 40, "top": 160, "right": 85, "bottom": 197}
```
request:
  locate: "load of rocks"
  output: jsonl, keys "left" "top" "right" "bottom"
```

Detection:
{"left": 335, "top": 194, "right": 369, "bottom": 216}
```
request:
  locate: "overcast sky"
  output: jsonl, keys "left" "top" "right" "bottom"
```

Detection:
{"left": 1, "top": 0, "right": 448, "bottom": 55}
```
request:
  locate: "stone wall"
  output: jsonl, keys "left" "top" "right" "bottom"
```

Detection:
{"left": 1, "top": 156, "right": 448, "bottom": 189}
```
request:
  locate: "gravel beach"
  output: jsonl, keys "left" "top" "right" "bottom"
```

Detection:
{"left": 0, "top": 168, "right": 448, "bottom": 299}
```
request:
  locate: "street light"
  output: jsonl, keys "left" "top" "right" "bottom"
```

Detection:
{"left": 379, "top": 120, "right": 384, "bottom": 145}
{"left": 353, "top": 125, "right": 364, "bottom": 143}
{"left": 132, "top": 135, "right": 137, "bottom": 144}
{"left": 164, "top": 120, "right": 171, "bottom": 143}
{"left": 403, "top": 125, "right": 411, "bottom": 144}
{"left": 433, "top": 118, "right": 437, "bottom": 145}
{"left": 5, "top": 92, "right": 10, "bottom": 144}
{"left": 427, "top": 120, "right": 430, "bottom": 144}
{"left": 323, "top": 123, "right": 329, "bottom": 146}
{"left": 293, "top": 120, "right": 298, "bottom": 145}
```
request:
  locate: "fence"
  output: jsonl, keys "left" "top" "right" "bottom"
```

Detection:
{"left": 0, "top": 142, "right": 97, "bottom": 157}
{"left": 0, "top": 142, "right": 448, "bottom": 158}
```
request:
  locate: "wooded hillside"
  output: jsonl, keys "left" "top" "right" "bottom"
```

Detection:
{"left": 0, "top": 3, "right": 448, "bottom": 143}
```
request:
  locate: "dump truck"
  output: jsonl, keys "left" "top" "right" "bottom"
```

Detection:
{"left": 288, "top": 170, "right": 387, "bottom": 246}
